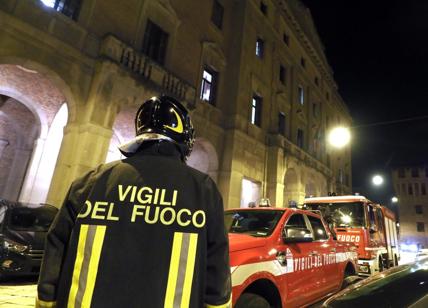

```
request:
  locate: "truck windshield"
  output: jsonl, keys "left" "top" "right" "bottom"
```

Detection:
{"left": 305, "top": 202, "right": 365, "bottom": 228}
{"left": 224, "top": 210, "right": 283, "bottom": 237}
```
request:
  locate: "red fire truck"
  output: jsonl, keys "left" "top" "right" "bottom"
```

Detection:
{"left": 304, "top": 195, "right": 399, "bottom": 276}
{"left": 225, "top": 207, "right": 358, "bottom": 307}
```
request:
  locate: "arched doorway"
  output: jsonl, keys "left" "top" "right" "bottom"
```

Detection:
{"left": 0, "top": 64, "right": 70, "bottom": 204}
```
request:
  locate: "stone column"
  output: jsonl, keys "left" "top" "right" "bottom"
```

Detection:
{"left": 46, "top": 122, "right": 113, "bottom": 207}
{"left": 266, "top": 145, "right": 285, "bottom": 207}
{"left": 0, "top": 139, "right": 9, "bottom": 158}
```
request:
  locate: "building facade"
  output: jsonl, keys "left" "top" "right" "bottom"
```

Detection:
{"left": 0, "top": 0, "right": 352, "bottom": 209}
{"left": 392, "top": 165, "right": 428, "bottom": 249}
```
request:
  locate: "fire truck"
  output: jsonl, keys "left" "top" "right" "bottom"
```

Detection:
{"left": 304, "top": 195, "right": 399, "bottom": 276}
{"left": 225, "top": 207, "right": 358, "bottom": 307}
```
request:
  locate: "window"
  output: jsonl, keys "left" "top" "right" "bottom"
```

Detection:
{"left": 314, "top": 77, "right": 319, "bottom": 86}
{"left": 422, "top": 183, "right": 427, "bottom": 195}
{"left": 300, "top": 57, "right": 306, "bottom": 67}
{"left": 211, "top": 0, "right": 224, "bottom": 29}
{"left": 260, "top": 1, "right": 268, "bottom": 15}
{"left": 398, "top": 168, "right": 405, "bottom": 178}
{"left": 251, "top": 95, "right": 262, "bottom": 126}
{"left": 142, "top": 20, "right": 169, "bottom": 65}
{"left": 200, "top": 67, "right": 218, "bottom": 105}
{"left": 417, "top": 222, "right": 425, "bottom": 232}
{"left": 278, "top": 112, "right": 286, "bottom": 136}
{"left": 415, "top": 205, "right": 423, "bottom": 214}
{"left": 297, "top": 129, "right": 304, "bottom": 149}
{"left": 279, "top": 65, "right": 286, "bottom": 84}
{"left": 326, "top": 92, "right": 330, "bottom": 100}
{"left": 415, "top": 183, "right": 420, "bottom": 196}
{"left": 307, "top": 215, "right": 328, "bottom": 240}
{"left": 298, "top": 86, "right": 304, "bottom": 105}
{"left": 286, "top": 214, "right": 307, "bottom": 228}
{"left": 256, "top": 38, "right": 264, "bottom": 58}
{"left": 408, "top": 184, "right": 413, "bottom": 195}
{"left": 312, "top": 103, "right": 318, "bottom": 117}
{"left": 283, "top": 33, "right": 290, "bottom": 45}
{"left": 40, "top": 0, "right": 82, "bottom": 20}
{"left": 401, "top": 183, "right": 407, "bottom": 195}
{"left": 412, "top": 167, "right": 419, "bottom": 177}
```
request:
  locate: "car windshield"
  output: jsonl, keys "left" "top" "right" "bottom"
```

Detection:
{"left": 8, "top": 205, "right": 57, "bottom": 231}
{"left": 224, "top": 210, "right": 283, "bottom": 237}
{"left": 305, "top": 202, "right": 365, "bottom": 228}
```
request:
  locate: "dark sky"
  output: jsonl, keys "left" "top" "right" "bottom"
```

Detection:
{"left": 301, "top": 0, "right": 428, "bottom": 205}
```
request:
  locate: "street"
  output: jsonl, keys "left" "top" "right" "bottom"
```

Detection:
{"left": 0, "top": 277, "right": 37, "bottom": 308}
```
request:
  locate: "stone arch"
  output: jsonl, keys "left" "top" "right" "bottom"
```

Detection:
{"left": 187, "top": 138, "right": 219, "bottom": 182}
{"left": 0, "top": 62, "right": 73, "bottom": 203}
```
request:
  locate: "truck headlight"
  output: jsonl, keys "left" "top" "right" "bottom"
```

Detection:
{"left": 4, "top": 239, "right": 28, "bottom": 254}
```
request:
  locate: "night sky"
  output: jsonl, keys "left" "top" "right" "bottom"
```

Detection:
{"left": 301, "top": 0, "right": 428, "bottom": 205}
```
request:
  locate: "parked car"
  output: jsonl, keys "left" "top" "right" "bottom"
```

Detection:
{"left": 321, "top": 257, "right": 428, "bottom": 307}
{"left": 225, "top": 207, "right": 359, "bottom": 308}
{"left": 0, "top": 199, "right": 58, "bottom": 279}
{"left": 415, "top": 249, "right": 428, "bottom": 262}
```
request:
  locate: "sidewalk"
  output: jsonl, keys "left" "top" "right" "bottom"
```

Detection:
{"left": 0, "top": 283, "right": 36, "bottom": 307}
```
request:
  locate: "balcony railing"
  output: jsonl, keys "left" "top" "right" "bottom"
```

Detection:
{"left": 100, "top": 35, "right": 195, "bottom": 104}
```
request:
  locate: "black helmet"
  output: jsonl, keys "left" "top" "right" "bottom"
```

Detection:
{"left": 119, "top": 96, "right": 195, "bottom": 160}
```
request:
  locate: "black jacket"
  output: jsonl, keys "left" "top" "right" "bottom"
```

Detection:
{"left": 37, "top": 142, "right": 231, "bottom": 308}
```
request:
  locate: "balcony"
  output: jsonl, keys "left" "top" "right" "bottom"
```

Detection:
{"left": 100, "top": 35, "right": 196, "bottom": 105}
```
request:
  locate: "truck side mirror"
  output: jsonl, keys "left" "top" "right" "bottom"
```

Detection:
{"left": 282, "top": 227, "right": 313, "bottom": 243}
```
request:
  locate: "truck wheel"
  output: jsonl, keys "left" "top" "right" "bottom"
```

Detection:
{"left": 235, "top": 293, "right": 270, "bottom": 308}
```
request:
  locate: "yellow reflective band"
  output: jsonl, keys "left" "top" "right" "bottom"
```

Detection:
{"left": 35, "top": 298, "right": 57, "bottom": 308}
{"left": 68, "top": 225, "right": 89, "bottom": 308}
{"left": 164, "top": 108, "right": 184, "bottom": 133}
{"left": 81, "top": 225, "right": 107, "bottom": 308}
{"left": 180, "top": 233, "right": 198, "bottom": 308}
{"left": 205, "top": 296, "right": 232, "bottom": 308}
{"left": 164, "top": 232, "right": 183, "bottom": 308}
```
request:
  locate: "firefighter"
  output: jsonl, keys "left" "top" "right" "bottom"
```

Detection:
{"left": 37, "top": 95, "right": 231, "bottom": 308}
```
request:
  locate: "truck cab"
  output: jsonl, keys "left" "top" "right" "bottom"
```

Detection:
{"left": 225, "top": 207, "right": 358, "bottom": 308}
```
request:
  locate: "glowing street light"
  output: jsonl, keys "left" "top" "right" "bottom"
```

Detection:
{"left": 392, "top": 196, "right": 398, "bottom": 203}
{"left": 328, "top": 127, "right": 351, "bottom": 148}
{"left": 372, "top": 175, "right": 384, "bottom": 186}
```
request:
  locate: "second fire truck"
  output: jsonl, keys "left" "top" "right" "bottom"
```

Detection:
{"left": 304, "top": 195, "right": 399, "bottom": 276}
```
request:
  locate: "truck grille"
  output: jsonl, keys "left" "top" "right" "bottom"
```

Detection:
{"left": 27, "top": 249, "right": 44, "bottom": 260}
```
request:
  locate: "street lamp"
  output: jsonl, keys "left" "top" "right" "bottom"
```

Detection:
{"left": 372, "top": 175, "right": 384, "bottom": 186}
{"left": 392, "top": 196, "right": 398, "bottom": 203}
{"left": 327, "top": 127, "right": 351, "bottom": 148}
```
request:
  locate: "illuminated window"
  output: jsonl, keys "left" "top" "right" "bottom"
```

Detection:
{"left": 211, "top": 0, "right": 224, "bottom": 29}
{"left": 415, "top": 205, "right": 423, "bottom": 214}
{"left": 256, "top": 38, "right": 264, "bottom": 58}
{"left": 298, "top": 86, "right": 304, "bottom": 105}
{"left": 200, "top": 68, "right": 218, "bottom": 105}
{"left": 251, "top": 95, "right": 262, "bottom": 126}
{"left": 278, "top": 112, "right": 286, "bottom": 136}
{"left": 417, "top": 222, "right": 425, "bottom": 232}
{"left": 39, "top": 0, "right": 81, "bottom": 20}
{"left": 241, "top": 178, "right": 261, "bottom": 208}
{"left": 142, "top": 20, "right": 169, "bottom": 65}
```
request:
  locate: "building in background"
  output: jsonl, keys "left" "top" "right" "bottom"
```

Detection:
{"left": 0, "top": 0, "right": 351, "bottom": 209}
{"left": 391, "top": 164, "right": 428, "bottom": 250}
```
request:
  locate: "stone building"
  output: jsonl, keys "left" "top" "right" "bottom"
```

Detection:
{"left": 0, "top": 0, "right": 352, "bottom": 209}
{"left": 391, "top": 164, "right": 428, "bottom": 249}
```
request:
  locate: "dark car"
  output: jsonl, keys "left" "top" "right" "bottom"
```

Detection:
{"left": 322, "top": 257, "right": 428, "bottom": 308}
{"left": 0, "top": 199, "right": 58, "bottom": 279}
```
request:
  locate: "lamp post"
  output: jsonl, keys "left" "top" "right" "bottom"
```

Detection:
{"left": 327, "top": 126, "right": 351, "bottom": 148}
{"left": 372, "top": 174, "right": 384, "bottom": 186}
